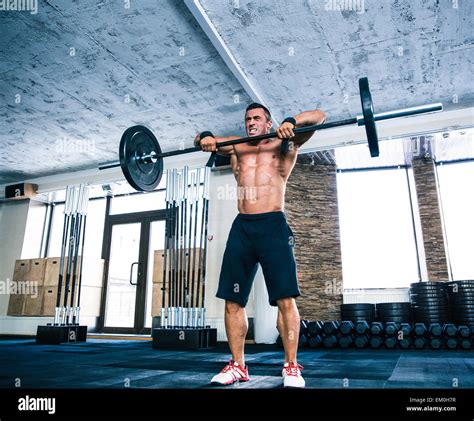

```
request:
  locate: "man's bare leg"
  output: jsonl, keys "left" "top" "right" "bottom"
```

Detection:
{"left": 276, "top": 297, "right": 300, "bottom": 363}
{"left": 225, "top": 300, "right": 248, "bottom": 367}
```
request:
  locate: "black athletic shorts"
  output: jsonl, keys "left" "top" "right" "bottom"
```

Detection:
{"left": 216, "top": 211, "right": 300, "bottom": 307}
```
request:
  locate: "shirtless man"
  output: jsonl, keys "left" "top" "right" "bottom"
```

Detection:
{"left": 195, "top": 103, "right": 325, "bottom": 388}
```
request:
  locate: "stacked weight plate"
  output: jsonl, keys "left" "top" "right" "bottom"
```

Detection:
{"left": 376, "top": 302, "right": 412, "bottom": 323}
{"left": 340, "top": 303, "right": 376, "bottom": 323}
{"left": 410, "top": 282, "right": 449, "bottom": 324}
{"left": 446, "top": 280, "right": 474, "bottom": 325}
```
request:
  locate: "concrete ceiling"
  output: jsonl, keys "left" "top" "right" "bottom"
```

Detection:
{"left": 0, "top": 0, "right": 250, "bottom": 184}
{"left": 201, "top": 0, "right": 474, "bottom": 119}
{"left": 0, "top": 0, "right": 473, "bottom": 185}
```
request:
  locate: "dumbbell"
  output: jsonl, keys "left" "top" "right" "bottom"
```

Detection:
{"left": 370, "top": 322, "right": 384, "bottom": 336}
{"left": 340, "top": 320, "right": 355, "bottom": 335}
{"left": 414, "top": 337, "right": 427, "bottom": 349}
{"left": 323, "top": 335, "right": 339, "bottom": 348}
{"left": 414, "top": 323, "right": 428, "bottom": 337}
{"left": 298, "top": 333, "right": 309, "bottom": 348}
{"left": 370, "top": 335, "right": 384, "bottom": 349}
{"left": 399, "top": 337, "right": 413, "bottom": 349}
{"left": 354, "top": 334, "right": 370, "bottom": 348}
{"left": 385, "top": 322, "right": 400, "bottom": 336}
{"left": 458, "top": 326, "right": 470, "bottom": 338}
{"left": 323, "top": 321, "right": 340, "bottom": 335}
{"left": 300, "top": 319, "right": 310, "bottom": 336}
{"left": 308, "top": 321, "right": 324, "bottom": 336}
{"left": 443, "top": 324, "right": 457, "bottom": 337}
{"left": 309, "top": 334, "right": 323, "bottom": 349}
{"left": 355, "top": 320, "right": 370, "bottom": 335}
{"left": 429, "top": 337, "right": 443, "bottom": 350}
{"left": 338, "top": 335, "right": 354, "bottom": 349}
{"left": 445, "top": 337, "right": 459, "bottom": 349}
{"left": 399, "top": 323, "right": 412, "bottom": 337}
{"left": 460, "top": 338, "right": 472, "bottom": 350}
{"left": 384, "top": 336, "right": 398, "bottom": 349}
{"left": 429, "top": 323, "right": 443, "bottom": 337}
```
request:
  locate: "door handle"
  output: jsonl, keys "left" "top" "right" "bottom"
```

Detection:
{"left": 130, "top": 261, "right": 139, "bottom": 286}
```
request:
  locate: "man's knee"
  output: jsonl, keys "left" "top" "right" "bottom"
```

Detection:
{"left": 225, "top": 300, "right": 245, "bottom": 314}
{"left": 276, "top": 297, "right": 296, "bottom": 311}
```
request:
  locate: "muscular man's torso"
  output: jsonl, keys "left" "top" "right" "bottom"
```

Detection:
{"left": 230, "top": 138, "right": 297, "bottom": 214}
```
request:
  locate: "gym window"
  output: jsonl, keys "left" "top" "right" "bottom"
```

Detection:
{"left": 336, "top": 167, "right": 420, "bottom": 289}
{"left": 436, "top": 160, "right": 474, "bottom": 280}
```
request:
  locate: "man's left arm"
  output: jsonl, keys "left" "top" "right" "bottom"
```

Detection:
{"left": 276, "top": 109, "right": 326, "bottom": 149}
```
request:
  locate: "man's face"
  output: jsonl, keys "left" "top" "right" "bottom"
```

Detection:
{"left": 245, "top": 108, "right": 272, "bottom": 137}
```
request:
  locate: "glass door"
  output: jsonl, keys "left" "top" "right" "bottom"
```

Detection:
{"left": 99, "top": 209, "right": 166, "bottom": 334}
{"left": 144, "top": 220, "right": 166, "bottom": 328}
{"left": 103, "top": 223, "right": 141, "bottom": 329}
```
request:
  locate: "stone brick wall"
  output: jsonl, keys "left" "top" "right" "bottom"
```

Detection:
{"left": 283, "top": 156, "right": 450, "bottom": 321}
{"left": 412, "top": 158, "right": 449, "bottom": 281}
{"left": 285, "top": 157, "right": 343, "bottom": 320}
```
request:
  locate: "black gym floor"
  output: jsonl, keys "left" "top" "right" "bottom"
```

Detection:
{"left": 1, "top": 337, "right": 474, "bottom": 389}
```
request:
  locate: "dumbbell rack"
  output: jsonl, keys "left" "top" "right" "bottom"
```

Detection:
{"left": 277, "top": 320, "right": 474, "bottom": 351}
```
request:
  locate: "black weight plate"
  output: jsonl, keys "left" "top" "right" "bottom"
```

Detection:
{"left": 410, "top": 289, "right": 448, "bottom": 295}
{"left": 413, "top": 308, "right": 449, "bottom": 314}
{"left": 450, "top": 311, "right": 474, "bottom": 317}
{"left": 414, "top": 316, "right": 449, "bottom": 322}
{"left": 449, "top": 300, "right": 474, "bottom": 307}
{"left": 341, "top": 310, "right": 376, "bottom": 317}
{"left": 410, "top": 296, "right": 448, "bottom": 303}
{"left": 410, "top": 300, "right": 448, "bottom": 307}
{"left": 450, "top": 294, "right": 474, "bottom": 299}
{"left": 450, "top": 303, "right": 474, "bottom": 309}
{"left": 411, "top": 300, "right": 448, "bottom": 306}
{"left": 449, "top": 285, "right": 474, "bottom": 291}
{"left": 379, "top": 317, "right": 411, "bottom": 323}
{"left": 410, "top": 295, "right": 448, "bottom": 302}
{"left": 359, "top": 77, "right": 379, "bottom": 157}
{"left": 447, "top": 285, "right": 474, "bottom": 290}
{"left": 446, "top": 280, "right": 474, "bottom": 287}
{"left": 411, "top": 302, "right": 449, "bottom": 307}
{"left": 410, "top": 303, "right": 448, "bottom": 309}
{"left": 412, "top": 307, "right": 449, "bottom": 313}
{"left": 451, "top": 305, "right": 474, "bottom": 311}
{"left": 449, "top": 292, "right": 474, "bottom": 299}
{"left": 378, "top": 315, "right": 412, "bottom": 321}
{"left": 376, "top": 302, "right": 411, "bottom": 309}
{"left": 342, "top": 316, "right": 375, "bottom": 322}
{"left": 452, "top": 320, "right": 474, "bottom": 325}
{"left": 448, "top": 291, "right": 474, "bottom": 297}
{"left": 377, "top": 307, "right": 412, "bottom": 312}
{"left": 378, "top": 314, "right": 412, "bottom": 319}
{"left": 414, "top": 317, "right": 449, "bottom": 323}
{"left": 448, "top": 293, "right": 474, "bottom": 299}
{"left": 450, "top": 304, "right": 474, "bottom": 310}
{"left": 120, "top": 125, "right": 163, "bottom": 192}
{"left": 451, "top": 307, "right": 474, "bottom": 314}
{"left": 341, "top": 304, "right": 375, "bottom": 311}
{"left": 413, "top": 314, "right": 449, "bottom": 320}
{"left": 410, "top": 292, "right": 448, "bottom": 299}
{"left": 410, "top": 281, "right": 447, "bottom": 288}
{"left": 410, "top": 287, "right": 447, "bottom": 294}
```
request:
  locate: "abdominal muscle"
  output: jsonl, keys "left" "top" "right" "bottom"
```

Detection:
{"left": 230, "top": 140, "right": 297, "bottom": 214}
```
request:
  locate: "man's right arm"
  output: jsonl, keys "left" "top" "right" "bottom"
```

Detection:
{"left": 194, "top": 134, "right": 239, "bottom": 156}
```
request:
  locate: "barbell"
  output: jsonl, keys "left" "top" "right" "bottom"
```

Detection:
{"left": 99, "top": 77, "right": 443, "bottom": 192}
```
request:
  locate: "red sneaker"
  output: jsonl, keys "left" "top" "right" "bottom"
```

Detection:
{"left": 282, "top": 362, "right": 305, "bottom": 388}
{"left": 211, "top": 360, "right": 250, "bottom": 385}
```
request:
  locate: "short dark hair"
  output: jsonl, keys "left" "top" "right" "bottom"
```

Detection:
{"left": 245, "top": 103, "right": 271, "bottom": 121}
